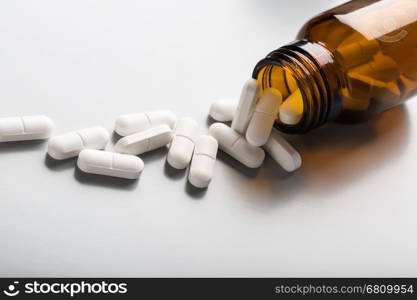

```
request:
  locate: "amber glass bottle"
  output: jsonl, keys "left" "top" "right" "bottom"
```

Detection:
{"left": 253, "top": 0, "right": 417, "bottom": 133}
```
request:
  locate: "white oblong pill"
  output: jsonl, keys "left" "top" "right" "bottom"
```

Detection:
{"left": 209, "top": 98, "right": 238, "bottom": 122}
{"left": 279, "top": 89, "right": 304, "bottom": 125}
{"left": 246, "top": 89, "right": 282, "bottom": 147}
{"left": 0, "top": 116, "right": 54, "bottom": 142}
{"left": 209, "top": 123, "right": 265, "bottom": 168}
{"left": 264, "top": 129, "right": 302, "bottom": 172}
{"left": 167, "top": 118, "right": 199, "bottom": 169}
{"left": 48, "top": 126, "right": 109, "bottom": 160}
{"left": 77, "top": 149, "right": 144, "bottom": 179}
{"left": 188, "top": 135, "right": 218, "bottom": 188}
{"left": 231, "top": 78, "right": 259, "bottom": 134}
{"left": 115, "top": 124, "right": 173, "bottom": 155}
{"left": 115, "top": 110, "right": 177, "bottom": 136}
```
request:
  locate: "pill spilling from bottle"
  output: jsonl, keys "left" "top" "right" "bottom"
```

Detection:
{"left": 0, "top": 77, "right": 304, "bottom": 189}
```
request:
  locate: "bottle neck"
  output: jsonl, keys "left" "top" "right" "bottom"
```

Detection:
{"left": 252, "top": 40, "right": 343, "bottom": 134}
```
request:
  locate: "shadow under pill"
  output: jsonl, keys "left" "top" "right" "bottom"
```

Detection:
{"left": 216, "top": 151, "right": 261, "bottom": 179}
{"left": 205, "top": 115, "right": 216, "bottom": 127}
{"left": 139, "top": 147, "right": 168, "bottom": 164}
{"left": 44, "top": 154, "right": 77, "bottom": 171}
{"left": 0, "top": 139, "right": 46, "bottom": 154}
{"left": 163, "top": 160, "right": 186, "bottom": 180}
{"left": 73, "top": 167, "right": 139, "bottom": 190}
{"left": 185, "top": 180, "right": 207, "bottom": 199}
{"left": 205, "top": 115, "right": 231, "bottom": 128}
{"left": 111, "top": 131, "right": 122, "bottom": 144}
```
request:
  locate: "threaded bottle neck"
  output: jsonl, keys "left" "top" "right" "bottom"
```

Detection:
{"left": 252, "top": 40, "right": 343, "bottom": 134}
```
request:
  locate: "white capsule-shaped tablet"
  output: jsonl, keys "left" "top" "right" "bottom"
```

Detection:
{"left": 0, "top": 116, "right": 54, "bottom": 142}
{"left": 48, "top": 126, "right": 109, "bottom": 160}
{"left": 209, "top": 98, "right": 238, "bottom": 122}
{"left": 264, "top": 129, "right": 302, "bottom": 172}
{"left": 231, "top": 78, "right": 259, "bottom": 134}
{"left": 209, "top": 123, "right": 265, "bottom": 168}
{"left": 115, "top": 110, "right": 177, "bottom": 136}
{"left": 167, "top": 118, "right": 199, "bottom": 169}
{"left": 115, "top": 124, "right": 173, "bottom": 155}
{"left": 246, "top": 89, "right": 282, "bottom": 147}
{"left": 77, "top": 149, "right": 144, "bottom": 179}
{"left": 188, "top": 135, "right": 218, "bottom": 188}
{"left": 279, "top": 89, "right": 304, "bottom": 125}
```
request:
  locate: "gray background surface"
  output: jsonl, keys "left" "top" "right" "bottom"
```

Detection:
{"left": 1, "top": 0, "right": 416, "bottom": 277}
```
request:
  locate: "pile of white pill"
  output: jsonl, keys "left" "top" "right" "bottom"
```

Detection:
{"left": 209, "top": 79, "right": 302, "bottom": 172}
{"left": 0, "top": 78, "right": 301, "bottom": 189}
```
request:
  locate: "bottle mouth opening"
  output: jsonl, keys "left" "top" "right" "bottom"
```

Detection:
{"left": 252, "top": 59, "right": 310, "bottom": 134}
{"left": 253, "top": 41, "right": 341, "bottom": 134}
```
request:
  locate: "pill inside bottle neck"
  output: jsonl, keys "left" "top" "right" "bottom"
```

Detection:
{"left": 253, "top": 41, "right": 343, "bottom": 134}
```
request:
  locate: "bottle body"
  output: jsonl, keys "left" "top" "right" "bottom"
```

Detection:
{"left": 254, "top": 0, "right": 417, "bottom": 133}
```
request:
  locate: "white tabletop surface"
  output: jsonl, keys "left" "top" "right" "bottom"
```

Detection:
{"left": 1, "top": 0, "right": 416, "bottom": 277}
